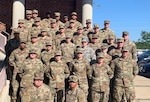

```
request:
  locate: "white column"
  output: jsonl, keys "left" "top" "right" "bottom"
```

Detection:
{"left": 82, "top": 0, "right": 93, "bottom": 27}
{"left": 12, "top": 0, "right": 25, "bottom": 28}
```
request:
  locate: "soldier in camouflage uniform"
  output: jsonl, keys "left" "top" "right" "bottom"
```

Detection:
{"left": 48, "top": 19, "right": 59, "bottom": 39}
{"left": 54, "top": 12, "right": 64, "bottom": 30}
{"left": 110, "top": 47, "right": 138, "bottom": 102}
{"left": 101, "top": 20, "right": 116, "bottom": 42}
{"left": 41, "top": 11, "right": 53, "bottom": 28}
{"left": 65, "top": 20, "right": 77, "bottom": 39}
{"left": 65, "top": 75, "right": 86, "bottom": 102}
{"left": 108, "top": 38, "right": 124, "bottom": 60}
{"left": 72, "top": 26, "right": 85, "bottom": 47}
{"left": 70, "top": 12, "right": 82, "bottom": 29}
{"left": 69, "top": 47, "right": 91, "bottom": 99}
{"left": 11, "top": 19, "right": 29, "bottom": 40}
{"left": 27, "top": 71, "right": 52, "bottom": 102}
{"left": 40, "top": 41, "right": 54, "bottom": 66}
{"left": 32, "top": 9, "right": 39, "bottom": 21}
{"left": 89, "top": 52, "right": 113, "bottom": 102}
{"left": 63, "top": 15, "right": 69, "bottom": 28}
{"left": 101, "top": 43, "right": 112, "bottom": 65}
{"left": 107, "top": 35, "right": 117, "bottom": 53}
{"left": 122, "top": 31, "right": 137, "bottom": 62}
{"left": 18, "top": 49, "right": 44, "bottom": 102}
{"left": 26, "top": 32, "right": 43, "bottom": 58}
{"left": 83, "top": 19, "right": 93, "bottom": 36}
{"left": 38, "top": 28, "right": 53, "bottom": 49}
{"left": 55, "top": 25, "right": 66, "bottom": 50}
{"left": 88, "top": 24, "right": 104, "bottom": 44}
{"left": 88, "top": 34, "right": 102, "bottom": 54}
{"left": 9, "top": 39, "right": 29, "bottom": 102}
{"left": 45, "top": 51, "right": 70, "bottom": 102}
{"left": 60, "top": 34, "right": 76, "bottom": 64}
{"left": 24, "top": 10, "right": 34, "bottom": 29}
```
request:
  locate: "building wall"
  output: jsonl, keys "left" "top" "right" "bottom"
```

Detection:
{"left": 0, "top": 0, "right": 82, "bottom": 34}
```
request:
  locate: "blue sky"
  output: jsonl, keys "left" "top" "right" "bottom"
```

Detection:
{"left": 93, "top": 0, "right": 150, "bottom": 42}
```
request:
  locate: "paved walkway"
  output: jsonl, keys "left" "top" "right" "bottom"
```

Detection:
{"left": 134, "top": 75, "right": 150, "bottom": 102}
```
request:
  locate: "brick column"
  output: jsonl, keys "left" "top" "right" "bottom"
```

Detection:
{"left": 82, "top": 0, "right": 93, "bottom": 27}
{"left": 12, "top": 0, "right": 25, "bottom": 28}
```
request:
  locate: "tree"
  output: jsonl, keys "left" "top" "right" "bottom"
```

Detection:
{"left": 135, "top": 31, "right": 150, "bottom": 49}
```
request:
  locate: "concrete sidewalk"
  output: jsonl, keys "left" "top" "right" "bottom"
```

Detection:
{"left": 134, "top": 75, "right": 150, "bottom": 102}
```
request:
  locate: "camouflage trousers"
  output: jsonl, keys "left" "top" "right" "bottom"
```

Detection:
{"left": 91, "top": 90, "right": 109, "bottom": 102}
{"left": 113, "top": 85, "right": 135, "bottom": 102}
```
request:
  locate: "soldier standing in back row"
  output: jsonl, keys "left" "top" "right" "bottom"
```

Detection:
{"left": 122, "top": 31, "right": 137, "bottom": 62}
{"left": 110, "top": 47, "right": 138, "bottom": 102}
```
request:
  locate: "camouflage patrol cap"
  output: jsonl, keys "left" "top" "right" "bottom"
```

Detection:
{"left": 35, "top": 17, "right": 41, "bottom": 22}
{"left": 20, "top": 39, "right": 27, "bottom": 43}
{"left": 41, "top": 28, "right": 49, "bottom": 32}
{"left": 55, "top": 51, "right": 62, "bottom": 56}
{"left": 104, "top": 20, "right": 110, "bottom": 24}
{"left": 76, "top": 47, "right": 84, "bottom": 54}
{"left": 55, "top": 12, "right": 61, "bottom": 17}
{"left": 122, "top": 46, "right": 129, "bottom": 52}
{"left": 59, "top": 25, "right": 65, "bottom": 29}
{"left": 82, "top": 36, "right": 89, "bottom": 42}
{"left": 34, "top": 71, "right": 44, "bottom": 80}
{"left": 68, "top": 75, "right": 78, "bottom": 82}
{"left": 13, "top": 29, "right": 20, "bottom": 34}
{"left": 29, "top": 49, "right": 37, "bottom": 54}
{"left": 108, "top": 35, "right": 115, "bottom": 39}
{"left": 18, "top": 19, "right": 25, "bottom": 24}
{"left": 64, "top": 15, "right": 68, "bottom": 18}
{"left": 92, "top": 34, "right": 98, "bottom": 39}
{"left": 46, "top": 41, "right": 52, "bottom": 46}
{"left": 122, "top": 31, "right": 129, "bottom": 36}
{"left": 93, "top": 24, "right": 99, "bottom": 28}
{"left": 26, "top": 10, "right": 32, "bottom": 14}
{"left": 117, "top": 38, "right": 124, "bottom": 43}
{"left": 77, "top": 26, "right": 83, "bottom": 30}
{"left": 32, "top": 9, "right": 38, "bottom": 14}
{"left": 86, "top": 19, "right": 92, "bottom": 23}
{"left": 65, "top": 34, "right": 72, "bottom": 39}
{"left": 69, "top": 20, "right": 75, "bottom": 23}
{"left": 51, "top": 19, "right": 56, "bottom": 24}
{"left": 31, "top": 32, "right": 38, "bottom": 38}
{"left": 71, "top": 12, "right": 77, "bottom": 16}
{"left": 101, "top": 43, "right": 108, "bottom": 49}
{"left": 97, "top": 52, "right": 104, "bottom": 58}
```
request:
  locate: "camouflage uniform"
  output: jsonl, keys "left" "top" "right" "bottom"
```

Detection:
{"left": 101, "top": 20, "right": 116, "bottom": 42}
{"left": 89, "top": 53, "right": 113, "bottom": 102}
{"left": 9, "top": 40, "right": 29, "bottom": 100}
{"left": 40, "top": 41, "right": 54, "bottom": 66}
{"left": 24, "top": 10, "right": 34, "bottom": 29}
{"left": 110, "top": 48, "right": 139, "bottom": 102}
{"left": 122, "top": 31, "right": 137, "bottom": 62}
{"left": 45, "top": 51, "right": 70, "bottom": 102}
{"left": 83, "top": 19, "right": 93, "bottom": 36}
{"left": 18, "top": 49, "right": 44, "bottom": 100}
{"left": 27, "top": 72, "right": 53, "bottom": 102}
{"left": 60, "top": 34, "right": 76, "bottom": 63}
{"left": 65, "top": 75, "right": 86, "bottom": 102}
{"left": 70, "top": 12, "right": 82, "bottom": 29}
{"left": 69, "top": 48, "right": 91, "bottom": 98}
